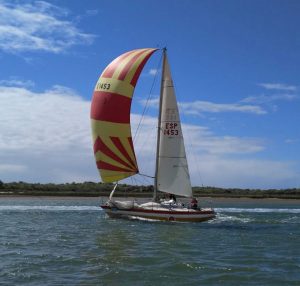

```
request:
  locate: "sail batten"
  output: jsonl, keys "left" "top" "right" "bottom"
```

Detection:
{"left": 91, "top": 48, "right": 157, "bottom": 183}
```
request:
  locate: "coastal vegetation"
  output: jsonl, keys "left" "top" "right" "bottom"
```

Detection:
{"left": 0, "top": 181, "right": 299, "bottom": 199}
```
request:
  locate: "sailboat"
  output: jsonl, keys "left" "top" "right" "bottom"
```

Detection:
{"left": 91, "top": 48, "right": 215, "bottom": 222}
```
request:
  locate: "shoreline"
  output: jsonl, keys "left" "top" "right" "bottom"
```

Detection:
{"left": 1, "top": 182, "right": 299, "bottom": 199}
{"left": 0, "top": 193, "right": 300, "bottom": 199}
{"left": 0, "top": 195, "right": 299, "bottom": 204}
{"left": 1, "top": 191, "right": 300, "bottom": 200}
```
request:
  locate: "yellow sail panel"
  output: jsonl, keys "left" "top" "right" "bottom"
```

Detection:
{"left": 94, "top": 78, "right": 134, "bottom": 98}
{"left": 99, "top": 170, "right": 138, "bottom": 183}
{"left": 91, "top": 48, "right": 157, "bottom": 182}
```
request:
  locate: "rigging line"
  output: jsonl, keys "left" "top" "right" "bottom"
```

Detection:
{"left": 133, "top": 51, "right": 163, "bottom": 143}
{"left": 138, "top": 172, "right": 152, "bottom": 185}
{"left": 131, "top": 175, "right": 138, "bottom": 186}
{"left": 133, "top": 175, "right": 145, "bottom": 186}
{"left": 139, "top": 173, "right": 155, "bottom": 179}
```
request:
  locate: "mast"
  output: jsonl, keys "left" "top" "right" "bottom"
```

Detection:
{"left": 153, "top": 48, "right": 167, "bottom": 201}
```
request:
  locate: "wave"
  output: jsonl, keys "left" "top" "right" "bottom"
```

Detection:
{"left": 215, "top": 208, "right": 300, "bottom": 214}
{"left": 0, "top": 206, "right": 101, "bottom": 211}
{"left": 213, "top": 214, "right": 253, "bottom": 223}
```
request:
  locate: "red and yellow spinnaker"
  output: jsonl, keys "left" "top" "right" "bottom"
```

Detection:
{"left": 91, "top": 48, "right": 157, "bottom": 183}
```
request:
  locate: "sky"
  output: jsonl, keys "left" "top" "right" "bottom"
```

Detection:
{"left": 0, "top": 0, "right": 299, "bottom": 189}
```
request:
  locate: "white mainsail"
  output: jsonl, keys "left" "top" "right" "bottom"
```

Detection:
{"left": 156, "top": 52, "right": 192, "bottom": 198}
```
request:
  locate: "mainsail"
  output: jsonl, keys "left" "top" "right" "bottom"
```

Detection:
{"left": 91, "top": 48, "right": 157, "bottom": 183}
{"left": 156, "top": 52, "right": 193, "bottom": 197}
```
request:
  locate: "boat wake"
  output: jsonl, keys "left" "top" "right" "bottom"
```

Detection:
{"left": 128, "top": 216, "right": 160, "bottom": 222}
{"left": 215, "top": 208, "right": 300, "bottom": 214}
{"left": 214, "top": 214, "right": 253, "bottom": 223}
{"left": 210, "top": 208, "right": 300, "bottom": 224}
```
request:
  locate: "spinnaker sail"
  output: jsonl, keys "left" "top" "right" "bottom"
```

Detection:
{"left": 91, "top": 48, "right": 157, "bottom": 182}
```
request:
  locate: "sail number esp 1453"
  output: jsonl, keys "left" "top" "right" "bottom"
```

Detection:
{"left": 163, "top": 122, "right": 179, "bottom": 136}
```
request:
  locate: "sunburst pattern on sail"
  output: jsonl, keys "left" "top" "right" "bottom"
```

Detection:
{"left": 91, "top": 48, "right": 157, "bottom": 183}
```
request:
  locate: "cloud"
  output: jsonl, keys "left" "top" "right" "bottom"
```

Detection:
{"left": 183, "top": 125, "right": 265, "bottom": 154}
{"left": 0, "top": 1, "right": 95, "bottom": 54}
{"left": 130, "top": 113, "right": 299, "bottom": 189}
{"left": 179, "top": 100, "right": 267, "bottom": 115}
{"left": 139, "top": 97, "right": 159, "bottom": 108}
{"left": 139, "top": 98, "right": 266, "bottom": 115}
{"left": 258, "top": 83, "right": 297, "bottom": 91}
{"left": 0, "top": 164, "right": 26, "bottom": 172}
{"left": 131, "top": 116, "right": 265, "bottom": 157}
{"left": 187, "top": 156, "right": 299, "bottom": 189}
{"left": 130, "top": 116, "right": 299, "bottom": 189}
{"left": 0, "top": 77, "right": 35, "bottom": 88}
{"left": 0, "top": 84, "right": 91, "bottom": 152}
{"left": 0, "top": 83, "right": 96, "bottom": 182}
{"left": 242, "top": 93, "right": 298, "bottom": 104}
{"left": 285, "top": 138, "right": 299, "bottom": 144}
{"left": 141, "top": 83, "right": 297, "bottom": 116}
{"left": 149, "top": 69, "right": 159, "bottom": 76}
{"left": 241, "top": 82, "right": 299, "bottom": 107}
{"left": 0, "top": 82, "right": 298, "bottom": 188}
{"left": 85, "top": 9, "right": 98, "bottom": 16}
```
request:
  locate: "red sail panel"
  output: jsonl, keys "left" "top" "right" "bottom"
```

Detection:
{"left": 91, "top": 91, "right": 131, "bottom": 124}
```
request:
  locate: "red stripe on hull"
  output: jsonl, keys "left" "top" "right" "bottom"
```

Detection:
{"left": 94, "top": 137, "right": 135, "bottom": 171}
{"left": 110, "top": 137, "right": 137, "bottom": 169}
{"left": 91, "top": 91, "right": 131, "bottom": 124}
{"left": 101, "top": 205, "right": 215, "bottom": 215}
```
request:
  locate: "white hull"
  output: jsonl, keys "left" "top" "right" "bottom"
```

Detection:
{"left": 101, "top": 202, "right": 215, "bottom": 222}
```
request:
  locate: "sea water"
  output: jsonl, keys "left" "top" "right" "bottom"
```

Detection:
{"left": 0, "top": 197, "right": 299, "bottom": 286}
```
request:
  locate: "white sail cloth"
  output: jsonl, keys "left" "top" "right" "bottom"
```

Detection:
{"left": 156, "top": 54, "right": 192, "bottom": 198}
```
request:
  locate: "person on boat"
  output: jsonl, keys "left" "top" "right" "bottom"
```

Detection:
{"left": 191, "top": 197, "right": 198, "bottom": 210}
{"left": 169, "top": 194, "right": 177, "bottom": 202}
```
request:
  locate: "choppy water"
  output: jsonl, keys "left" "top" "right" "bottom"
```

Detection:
{"left": 0, "top": 197, "right": 299, "bottom": 285}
